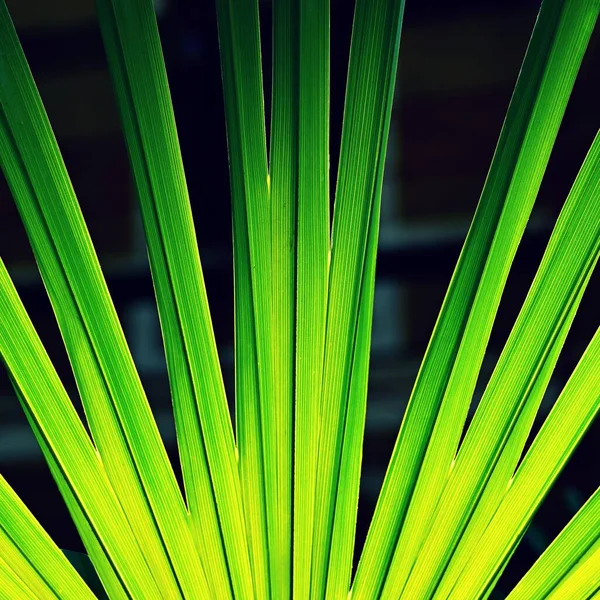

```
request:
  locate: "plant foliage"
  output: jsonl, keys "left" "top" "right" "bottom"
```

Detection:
{"left": 0, "top": 0, "right": 598, "bottom": 598}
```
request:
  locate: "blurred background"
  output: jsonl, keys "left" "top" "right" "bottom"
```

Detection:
{"left": 0, "top": 0, "right": 598, "bottom": 597}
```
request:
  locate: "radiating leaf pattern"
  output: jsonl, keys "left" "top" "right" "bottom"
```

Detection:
{"left": 0, "top": 0, "right": 598, "bottom": 598}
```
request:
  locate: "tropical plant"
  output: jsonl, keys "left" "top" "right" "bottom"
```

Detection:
{"left": 0, "top": 0, "right": 599, "bottom": 598}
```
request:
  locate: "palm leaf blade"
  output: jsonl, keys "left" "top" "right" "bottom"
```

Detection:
{"left": 451, "top": 313, "right": 600, "bottom": 598}
{"left": 401, "top": 129, "right": 600, "bottom": 600}
{"left": 0, "top": 260, "right": 166, "bottom": 599}
{"left": 0, "top": 476, "right": 94, "bottom": 600}
{"left": 292, "top": 0, "right": 332, "bottom": 597}
{"left": 0, "top": 1, "right": 208, "bottom": 596}
{"left": 308, "top": 0, "right": 405, "bottom": 596}
{"left": 95, "top": 0, "right": 254, "bottom": 596}
{"left": 508, "top": 488, "right": 600, "bottom": 600}
{"left": 215, "top": 0, "right": 273, "bottom": 596}
{"left": 269, "top": 1, "right": 298, "bottom": 596}
{"left": 353, "top": 1, "right": 599, "bottom": 596}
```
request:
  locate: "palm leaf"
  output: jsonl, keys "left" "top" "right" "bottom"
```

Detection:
{"left": 352, "top": 1, "right": 599, "bottom": 596}
{"left": 313, "top": 1, "right": 405, "bottom": 598}
{"left": 0, "top": 1, "right": 207, "bottom": 596}
{"left": 0, "top": 259, "right": 165, "bottom": 598}
{"left": 507, "top": 486, "right": 600, "bottom": 600}
{"left": 0, "top": 473, "right": 94, "bottom": 599}
{"left": 430, "top": 130, "right": 600, "bottom": 600}
{"left": 287, "top": 1, "right": 330, "bottom": 597}
{"left": 397, "top": 128, "right": 600, "bottom": 600}
{"left": 215, "top": 0, "right": 273, "bottom": 597}
{"left": 95, "top": 1, "right": 253, "bottom": 597}
{"left": 0, "top": 0, "right": 599, "bottom": 599}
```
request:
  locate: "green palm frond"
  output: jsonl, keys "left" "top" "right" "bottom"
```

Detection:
{"left": 0, "top": 0, "right": 598, "bottom": 598}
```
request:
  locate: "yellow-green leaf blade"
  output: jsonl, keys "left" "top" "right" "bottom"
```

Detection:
{"left": 0, "top": 473, "right": 96, "bottom": 600}
{"left": 431, "top": 290, "right": 582, "bottom": 600}
{"left": 0, "top": 2, "right": 208, "bottom": 594}
{"left": 0, "top": 260, "right": 166, "bottom": 599}
{"left": 310, "top": 0, "right": 404, "bottom": 598}
{"left": 402, "top": 129, "right": 600, "bottom": 600}
{"left": 353, "top": 1, "right": 599, "bottom": 597}
{"left": 290, "top": 0, "right": 332, "bottom": 597}
{"left": 508, "top": 487, "right": 600, "bottom": 600}
{"left": 324, "top": 165, "right": 381, "bottom": 600}
{"left": 95, "top": 0, "right": 251, "bottom": 596}
{"left": 215, "top": 0, "right": 271, "bottom": 596}
{"left": 449, "top": 316, "right": 600, "bottom": 599}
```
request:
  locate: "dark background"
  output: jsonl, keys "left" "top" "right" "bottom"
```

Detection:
{"left": 0, "top": 0, "right": 598, "bottom": 597}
